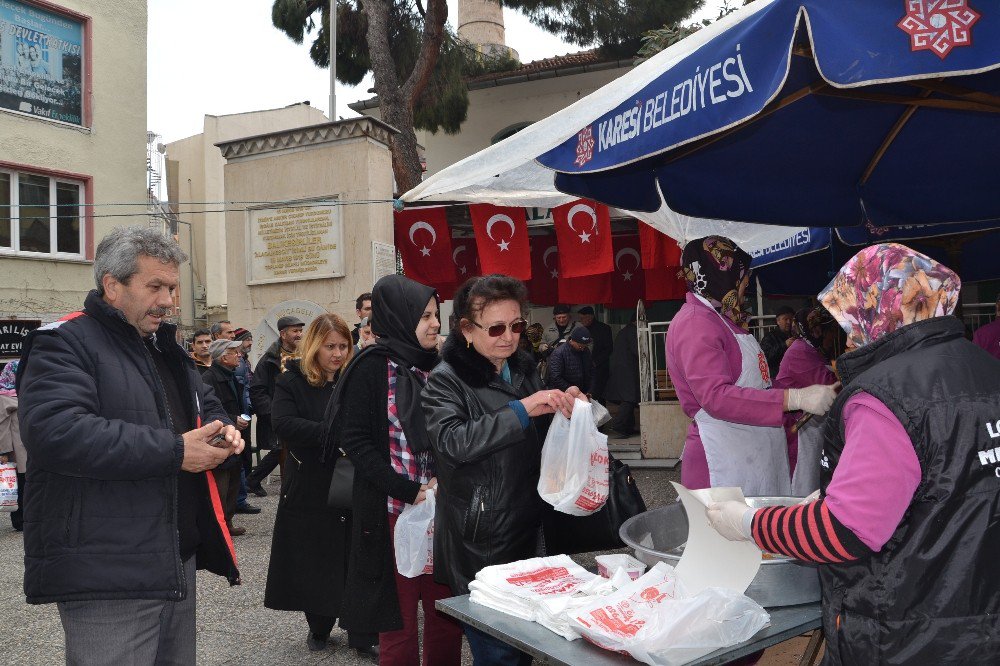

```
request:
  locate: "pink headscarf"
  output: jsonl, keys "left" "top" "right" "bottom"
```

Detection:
{"left": 819, "top": 243, "right": 961, "bottom": 349}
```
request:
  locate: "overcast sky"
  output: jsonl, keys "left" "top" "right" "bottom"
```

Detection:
{"left": 148, "top": 1, "right": 717, "bottom": 144}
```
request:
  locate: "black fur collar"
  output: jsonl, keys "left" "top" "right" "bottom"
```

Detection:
{"left": 441, "top": 330, "right": 536, "bottom": 389}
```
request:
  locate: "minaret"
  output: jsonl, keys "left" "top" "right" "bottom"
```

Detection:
{"left": 458, "top": 0, "right": 519, "bottom": 61}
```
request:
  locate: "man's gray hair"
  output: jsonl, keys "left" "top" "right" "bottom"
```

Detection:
{"left": 210, "top": 321, "right": 231, "bottom": 337}
{"left": 94, "top": 226, "right": 188, "bottom": 294}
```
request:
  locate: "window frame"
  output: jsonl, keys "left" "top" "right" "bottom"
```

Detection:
{"left": 0, "top": 167, "right": 86, "bottom": 260}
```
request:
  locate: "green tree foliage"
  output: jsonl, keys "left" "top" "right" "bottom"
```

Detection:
{"left": 506, "top": 0, "right": 704, "bottom": 58}
{"left": 636, "top": 0, "right": 753, "bottom": 60}
{"left": 271, "top": 0, "right": 703, "bottom": 191}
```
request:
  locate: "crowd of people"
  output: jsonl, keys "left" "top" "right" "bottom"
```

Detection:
{"left": 4, "top": 225, "right": 1000, "bottom": 666}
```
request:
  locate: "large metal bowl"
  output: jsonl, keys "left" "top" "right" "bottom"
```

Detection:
{"left": 619, "top": 497, "right": 820, "bottom": 607}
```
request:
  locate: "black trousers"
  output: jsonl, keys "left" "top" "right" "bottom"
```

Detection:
{"left": 610, "top": 401, "right": 638, "bottom": 434}
{"left": 248, "top": 448, "right": 281, "bottom": 484}
{"left": 305, "top": 612, "right": 377, "bottom": 648}
{"left": 10, "top": 471, "right": 24, "bottom": 530}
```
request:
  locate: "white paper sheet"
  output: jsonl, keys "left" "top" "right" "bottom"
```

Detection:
{"left": 670, "top": 482, "right": 761, "bottom": 595}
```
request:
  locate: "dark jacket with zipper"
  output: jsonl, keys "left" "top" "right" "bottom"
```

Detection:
{"left": 819, "top": 317, "right": 1000, "bottom": 665}
{"left": 250, "top": 339, "right": 285, "bottom": 450}
{"left": 200, "top": 362, "right": 244, "bottom": 470}
{"left": 422, "top": 331, "right": 550, "bottom": 595}
{"left": 265, "top": 360, "right": 351, "bottom": 617}
{"left": 337, "top": 350, "right": 424, "bottom": 634}
{"left": 16, "top": 290, "right": 239, "bottom": 604}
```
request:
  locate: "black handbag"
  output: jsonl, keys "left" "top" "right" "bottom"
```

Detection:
{"left": 542, "top": 456, "right": 647, "bottom": 555}
{"left": 326, "top": 450, "right": 355, "bottom": 510}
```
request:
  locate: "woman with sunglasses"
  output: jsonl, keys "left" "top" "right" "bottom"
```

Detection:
{"left": 422, "top": 274, "right": 584, "bottom": 665}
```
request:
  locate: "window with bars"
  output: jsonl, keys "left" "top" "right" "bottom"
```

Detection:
{"left": 0, "top": 170, "right": 84, "bottom": 258}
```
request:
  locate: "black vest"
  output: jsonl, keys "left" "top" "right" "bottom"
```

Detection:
{"left": 818, "top": 317, "right": 1000, "bottom": 665}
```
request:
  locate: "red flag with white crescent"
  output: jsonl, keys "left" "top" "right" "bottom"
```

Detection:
{"left": 638, "top": 220, "right": 682, "bottom": 269}
{"left": 438, "top": 236, "right": 481, "bottom": 300}
{"left": 469, "top": 204, "right": 531, "bottom": 280}
{"left": 610, "top": 235, "right": 645, "bottom": 308}
{"left": 528, "top": 236, "right": 559, "bottom": 306}
{"left": 394, "top": 207, "right": 456, "bottom": 288}
{"left": 552, "top": 199, "right": 614, "bottom": 279}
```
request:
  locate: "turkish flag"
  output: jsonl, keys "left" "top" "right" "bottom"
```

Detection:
{"left": 469, "top": 204, "right": 531, "bottom": 280}
{"left": 438, "top": 236, "right": 481, "bottom": 300}
{"left": 610, "top": 235, "right": 645, "bottom": 308}
{"left": 637, "top": 221, "right": 685, "bottom": 301}
{"left": 559, "top": 273, "right": 613, "bottom": 305}
{"left": 394, "top": 207, "right": 455, "bottom": 289}
{"left": 528, "top": 236, "right": 559, "bottom": 306}
{"left": 638, "top": 220, "right": 682, "bottom": 269}
{"left": 552, "top": 200, "right": 614, "bottom": 279}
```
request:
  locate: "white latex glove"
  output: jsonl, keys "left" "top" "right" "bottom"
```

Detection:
{"left": 799, "top": 490, "right": 821, "bottom": 504}
{"left": 786, "top": 383, "right": 839, "bottom": 415}
{"left": 706, "top": 501, "right": 755, "bottom": 542}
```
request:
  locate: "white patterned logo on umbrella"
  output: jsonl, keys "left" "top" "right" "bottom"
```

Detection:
{"left": 898, "top": 0, "right": 981, "bottom": 59}
{"left": 486, "top": 214, "right": 517, "bottom": 251}
{"left": 567, "top": 203, "right": 599, "bottom": 244}
{"left": 574, "top": 125, "right": 595, "bottom": 167}
{"left": 409, "top": 221, "right": 437, "bottom": 257}
{"left": 615, "top": 247, "right": 641, "bottom": 282}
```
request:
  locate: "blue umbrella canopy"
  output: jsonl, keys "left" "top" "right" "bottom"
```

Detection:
{"left": 541, "top": 0, "right": 1000, "bottom": 228}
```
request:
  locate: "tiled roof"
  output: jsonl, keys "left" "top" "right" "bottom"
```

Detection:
{"left": 465, "top": 49, "right": 610, "bottom": 84}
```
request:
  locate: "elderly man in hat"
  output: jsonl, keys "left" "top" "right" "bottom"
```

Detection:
{"left": 201, "top": 339, "right": 251, "bottom": 535}
{"left": 541, "top": 304, "right": 580, "bottom": 352}
{"left": 546, "top": 326, "right": 594, "bottom": 394}
{"left": 247, "top": 316, "right": 304, "bottom": 496}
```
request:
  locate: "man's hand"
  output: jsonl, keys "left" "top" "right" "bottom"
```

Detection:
{"left": 236, "top": 416, "right": 250, "bottom": 430}
{"left": 566, "top": 386, "right": 589, "bottom": 403}
{"left": 181, "top": 420, "right": 243, "bottom": 472}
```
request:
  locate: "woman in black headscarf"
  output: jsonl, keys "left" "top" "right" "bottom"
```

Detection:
{"left": 334, "top": 275, "right": 463, "bottom": 666}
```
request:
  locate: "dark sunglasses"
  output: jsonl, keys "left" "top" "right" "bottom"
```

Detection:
{"left": 473, "top": 318, "right": 528, "bottom": 337}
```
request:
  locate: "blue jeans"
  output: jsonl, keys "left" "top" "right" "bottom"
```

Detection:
{"left": 463, "top": 623, "right": 533, "bottom": 666}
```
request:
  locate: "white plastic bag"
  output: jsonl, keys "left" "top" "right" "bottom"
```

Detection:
{"left": 591, "top": 399, "right": 612, "bottom": 427}
{"left": 538, "top": 399, "right": 609, "bottom": 516}
{"left": 394, "top": 488, "right": 435, "bottom": 578}
{"left": 0, "top": 462, "right": 16, "bottom": 512}
{"left": 569, "top": 563, "right": 769, "bottom": 666}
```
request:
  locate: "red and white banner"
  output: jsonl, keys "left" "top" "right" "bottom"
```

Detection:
{"left": 552, "top": 200, "right": 614, "bottom": 279}
{"left": 528, "top": 236, "right": 560, "bottom": 306}
{"left": 637, "top": 222, "right": 686, "bottom": 301}
{"left": 469, "top": 204, "right": 532, "bottom": 280}
{"left": 394, "top": 207, "right": 456, "bottom": 289}
{"left": 610, "top": 235, "right": 645, "bottom": 308}
{"left": 438, "top": 236, "right": 482, "bottom": 299}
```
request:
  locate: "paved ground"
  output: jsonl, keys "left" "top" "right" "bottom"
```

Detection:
{"left": 0, "top": 462, "right": 816, "bottom": 664}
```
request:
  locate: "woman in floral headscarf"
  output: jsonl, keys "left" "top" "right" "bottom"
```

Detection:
{"left": 666, "top": 236, "right": 838, "bottom": 494}
{"left": 707, "top": 244, "right": 1000, "bottom": 665}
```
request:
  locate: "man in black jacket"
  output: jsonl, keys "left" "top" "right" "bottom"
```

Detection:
{"left": 246, "top": 316, "right": 303, "bottom": 496}
{"left": 16, "top": 226, "right": 242, "bottom": 664}
{"left": 201, "top": 339, "right": 251, "bottom": 536}
{"left": 577, "top": 307, "right": 612, "bottom": 402}
{"left": 546, "top": 326, "right": 594, "bottom": 393}
{"left": 760, "top": 306, "right": 796, "bottom": 380}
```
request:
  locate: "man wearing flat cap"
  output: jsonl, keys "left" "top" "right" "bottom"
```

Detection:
{"left": 200, "top": 339, "right": 249, "bottom": 535}
{"left": 541, "top": 304, "right": 580, "bottom": 353}
{"left": 246, "top": 316, "right": 304, "bottom": 496}
{"left": 546, "top": 326, "right": 594, "bottom": 394}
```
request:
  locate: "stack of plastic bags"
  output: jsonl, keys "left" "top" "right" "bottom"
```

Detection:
{"left": 468, "top": 555, "right": 632, "bottom": 639}
{"left": 470, "top": 557, "right": 770, "bottom": 666}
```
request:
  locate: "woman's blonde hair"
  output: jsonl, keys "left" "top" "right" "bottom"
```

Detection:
{"left": 299, "top": 314, "right": 353, "bottom": 387}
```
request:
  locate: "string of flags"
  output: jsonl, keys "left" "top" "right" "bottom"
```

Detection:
{"left": 393, "top": 200, "right": 686, "bottom": 305}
